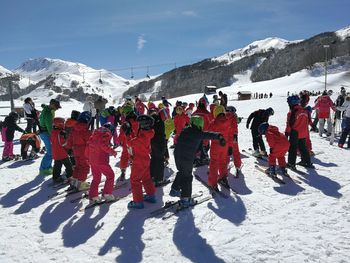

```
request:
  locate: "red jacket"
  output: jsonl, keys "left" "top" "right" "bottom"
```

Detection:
{"left": 128, "top": 129, "right": 154, "bottom": 164}
{"left": 314, "top": 95, "right": 335, "bottom": 118}
{"left": 285, "top": 105, "right": 309, "bottom": 139}
{"left": 226, "top": 112, "right": 238, "bottom": 147}
{"left": 50, "top": 129, "right": 69, "bottom": 161}
{"left": 85, "top": 128, "right": 116, "bottom": 165}
{"left": 67, "top": 122, "right": 92, "bottom": 158}
{"left": 208, "top": 114, "right": 230, "bottom": 158}
{"left": 266, "top": 125, "right": 290, "bottom": 153}
{"left": 174, "top": 114, "right": 190, "bottom": 136}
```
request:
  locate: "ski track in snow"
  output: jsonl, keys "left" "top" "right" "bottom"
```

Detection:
{"left": 1, "top": 72, "right": 350, "bottom": 262}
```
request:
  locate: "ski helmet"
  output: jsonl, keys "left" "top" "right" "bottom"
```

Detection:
{"left": 78, "top": 111, "right": 92, "bottom": 123}
{"left": 9, "top": 111, "right": 19, "bottom": 121}
{"left": 213, "top": 105, "right": 225, "bottom": 118}
{"left": 53, "top": 117, "right": 65, "bottom": 129}
{"left": 287, "top": 95, "right": 300, "bottom": 106}
{"left": 136, "top": 115, "right": 154, "bottom": 130}
{"left": 71, "top": 110, "right": 81, "bottom": 120}
{"left": 258, "top": 122, "right": 269, "bottom": 135}
{"left": 103, "top": 122, "right": 116, "bottom": 134}
{"left": 190, "top": 116, "right": 204, "bottom": 130}
{"left": 266, "top": 107, "right": 274, "bottom": 116}
{"left": 226, "top": 106, "right": 237, "bottom": 113}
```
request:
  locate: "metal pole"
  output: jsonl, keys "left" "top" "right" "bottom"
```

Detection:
{"left": 9, "top": 81, "right": 15, "bottom": 111}
{"left": 323, "top": 45, "right": 330, "bottom": 91}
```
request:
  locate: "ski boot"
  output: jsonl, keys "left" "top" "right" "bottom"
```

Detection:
{"left": 280, "top": 167, "right": 288, "bottom": 176}
{"left": 103, "top": 194, "right": 117, "bottom": 202}
{"left": 90, "top": 196, "right": 102, "bottom": 204}
{"left": 179, "top": 197, "right": 196, "bottom": 208}
{"left": 169, "top": 188, "right": 181, "bottom": 197}
{"left": 266, "top": 165, "right": 276, "bottom": 176}
{"left": 260, "top": 151, "right": 268, "bottom": 157}
{"left": 252, "top": 149, "right": 261, "bottom": 157}
{"left": 218, "top": 176, "right": 230, "bottom": 188}
{"left": 143, "top": 194, "right": 157, "bottom": 203}
{"left": 287, "top": 163, "right": 297, "bottom": 171}
{"left": 127, "top": 201, "right": 144, "bottom": 209}
{"left": 297, "top": 161, "right": 315, "bottom": 169}
{"left": 117, "top": 169, "right": 126, "bottom": 182}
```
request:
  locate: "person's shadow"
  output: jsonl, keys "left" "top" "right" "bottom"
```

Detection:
{"left": 0, "top": 173, "right": 45, "bottom": 209}
{"left": 227, "top": 170, "right": 252, "bottom": 195}
{"left": 13, "top": 178, "right": 56, "bottom": 214}
{"left": 62, "top": 204, "right": 110, "bottom": 247}
{"left": 173, "top": 211, "right": 226, "bottom": 263}
{"left": 39, "top": 198, "right": 82, "bottom": 234}
{"left": 207, "top": 194, "right": 247, "bottom": 226}
{"left": 98, "top": 209, "right": 146, "bottom": 262}
{"left": 298, "top": 169, "right": 342, "bottom": 198}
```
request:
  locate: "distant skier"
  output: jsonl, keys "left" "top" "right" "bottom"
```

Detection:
{"left": 246, "top": 107, "right": 274, "bottom": 157}
{"left": 226, "top": 106, "right": 242, "bottom": 175}
{"left": 169, "top": 116, "right": 225, "bottom": 208}
{"left": 314, "top": 90, "right": 336, "bottom": 137}
{"left": 337, "top": 95, "right": 350, "bottom": 148}
{"left": 258, "top": 122, "right": 290, "bottom": 176}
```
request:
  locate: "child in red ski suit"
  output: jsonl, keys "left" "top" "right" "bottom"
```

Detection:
{"left": 118, "top": 105, "right": 139, "bottom": 181}
{"left": 173, "top": 106, "right": 190, "bottom": 146}
{"left": 50, "top": 117, "right": 73, "bottom": 183}
{"left": 208, "top": 105, "right": 230, "bottom": 188}
{"left": 126, "top": 115, "right": 156, "bottom": 209}
{"left": 67, "top": 111, "right": 92, "bottom": 191}
{"left": 226, "top": 106, "right": 242, "bottom": 174}
{"left": 86, "top": 127, "right": 117, "bottom": 202}
{"left": 259, "top": 123, "right": 290, "bottom": 175}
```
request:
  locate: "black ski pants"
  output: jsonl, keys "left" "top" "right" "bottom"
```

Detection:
{"left": 171, "top": 156, "right": 193, "bottom": 198}
{"left": 53, "top": 157, "right": 73, "bottom": 181}
{"left": 151, "top": 146, "right": 165, "bottom": 182}
{"left": 251, "top": 128, "right": 266, "bottom": 152}
{"left": 288, "top": 130, "right": 311, "bottom": 165}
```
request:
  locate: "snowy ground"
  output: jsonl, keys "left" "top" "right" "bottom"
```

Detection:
{"left": 0, "top": 70, "right": 350, "bottom": 262}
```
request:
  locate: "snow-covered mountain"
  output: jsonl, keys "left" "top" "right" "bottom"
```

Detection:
{"left": 12, "top": 58, "right": 137, "bottom": 103}
{"left": 212, "top": 37, "right": 301, "bottom": 64}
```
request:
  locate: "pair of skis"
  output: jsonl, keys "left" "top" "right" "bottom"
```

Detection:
{"left": 149, "top": 191, "right": 212, "bottom": 220}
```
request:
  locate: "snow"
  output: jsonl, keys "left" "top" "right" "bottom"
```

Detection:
{"left": 12, "top": 58, "right": 135, "bottom": 103}
{"left": 1, "top": 63, "right": 350, "bottom": 263}
{"left": 212, "top": 37, "right": 301, "bottom": 65}
{"left": 336, "top": 25, "right": 350, "bottom": 41}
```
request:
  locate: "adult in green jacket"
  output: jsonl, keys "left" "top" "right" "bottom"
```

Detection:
{"left": 39, "top": 99, "right": 61, "bottom": 175}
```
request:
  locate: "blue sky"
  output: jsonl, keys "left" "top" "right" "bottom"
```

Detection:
{"left": 0, "top": 0, "right": 349, "bottom": 79}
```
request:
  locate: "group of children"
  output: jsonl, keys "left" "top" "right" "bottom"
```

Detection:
{"left": 2, "top": 87, "right": 349, "bottom": 209}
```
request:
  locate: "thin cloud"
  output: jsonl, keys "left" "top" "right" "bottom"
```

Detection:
{"left": 182, "top": 10, "right": 198, "bottom": 17}
{"left": 137, "top": 35, "right": 147, "bottom": 51}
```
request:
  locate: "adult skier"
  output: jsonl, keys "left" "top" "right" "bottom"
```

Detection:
{"left": 246, "top": 107, "right": 274, "bottom": 157}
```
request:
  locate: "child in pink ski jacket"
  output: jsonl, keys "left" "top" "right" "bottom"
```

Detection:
{"left": 85, "top": 126, "right": 117, "bottom": 202}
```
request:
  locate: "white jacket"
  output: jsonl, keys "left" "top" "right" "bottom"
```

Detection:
{"left": 83, "top": 100, "right": 97, "bottom": 117}
{"left": 337, "top": 100, "right": 350, "bottom": 118}
{"left": 23, "top": 102, "right": 34, "bottom": 119}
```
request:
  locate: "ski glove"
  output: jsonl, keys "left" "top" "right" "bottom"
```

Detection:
{"left": 227, "top": 146, "right": 233, "bottom": 156}
{"left": 218, "top": 134, "right": 226, "bottom": 146}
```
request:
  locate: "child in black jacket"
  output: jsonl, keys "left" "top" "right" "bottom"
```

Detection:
{"left": 1, "top": 112, "right": 25, "bottom": 161}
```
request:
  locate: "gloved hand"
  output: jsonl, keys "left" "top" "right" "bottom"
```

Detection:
{"left": 218, "top": 134, "right": 226, "bottom": 146}
{"left": 237, "top": 117, "right": 243, "bottom": 124}
{"left": 227, "top": 146, "right": 233, "bottom": 156}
